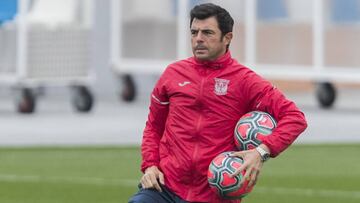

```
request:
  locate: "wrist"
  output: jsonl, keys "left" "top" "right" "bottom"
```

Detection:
{"left": 259, "top": 144, "right": 270, "bottom": 153}
{"left": 144, "top": 165, "right": 158, "bottom": 173}
{"left": 255, "top": 144, "right": 270, "bottom": 162}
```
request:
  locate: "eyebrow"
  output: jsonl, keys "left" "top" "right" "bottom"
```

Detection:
{"left": 191, "top": 28, "right": 215, "bottom": 33}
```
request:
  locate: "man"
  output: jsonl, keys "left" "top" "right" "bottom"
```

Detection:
{"left": 129, "top": 3, "right": 307, "bottom": 203}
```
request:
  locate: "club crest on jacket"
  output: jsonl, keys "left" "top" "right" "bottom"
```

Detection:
{"left": 214, "top": 78, "right": 230, "bottom": 95}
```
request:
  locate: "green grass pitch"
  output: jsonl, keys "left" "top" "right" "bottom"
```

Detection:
{"left": 0, "top": 144, "right": 359, "bottom": 203}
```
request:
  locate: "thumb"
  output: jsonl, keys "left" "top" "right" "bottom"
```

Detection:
{"left": 230, "top": 151, "right": 245, "bottom": 158}
{"left": 158, "top": 172, "right": 165, "bottom": 185}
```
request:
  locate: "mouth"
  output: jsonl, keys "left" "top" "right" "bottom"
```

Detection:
{"left": 195, "top": 46, "right": 207, "bottom": 51}
{"left": 195, "top": 47, "right": 208, "bottom": 54}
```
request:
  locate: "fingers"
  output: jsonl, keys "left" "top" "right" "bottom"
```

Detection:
{"left": 237, "top": 164, "right": 251, "bottom": 185}
{"left": 247, "top": 169, "right": 260, "bottom": 189}
{"left": 229, "top": 151, "right": 246, "bottom": 178}
{"left": 150, "top": 173, "right": 163, "bottom": 192}
{"left": 230, "top": 162, "right": 247, "bottom": 178}
{"left": 158, "top": 172, "right": 165, "bottom": 185}
{"left": 230, "top": 149, "right": 263, "bottom": 183}
{"left": 140, "top": 173, "right": 152, "bottom": 189}
{"left": 140, "top": 173, "right": 163, "bottom": 192}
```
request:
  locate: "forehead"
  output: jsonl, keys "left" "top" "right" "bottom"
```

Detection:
{"left": 191, "top": 16, "right": 219, "bottom": 31}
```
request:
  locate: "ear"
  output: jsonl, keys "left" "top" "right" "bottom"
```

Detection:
{"left": 224, "top": 32, "right": 233, "bottom": 46}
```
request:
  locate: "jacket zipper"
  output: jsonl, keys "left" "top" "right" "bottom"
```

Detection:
{"left": 186, "top": 76, "right": 206, "bottom": 199}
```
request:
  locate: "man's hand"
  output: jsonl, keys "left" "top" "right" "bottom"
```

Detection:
{"left": 140, "top": 166, "right": 165, "bottom": 192}
{"left": 230, "top": 144, "right": 270, "bottom": 188}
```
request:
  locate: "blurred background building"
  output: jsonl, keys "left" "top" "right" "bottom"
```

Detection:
{"left": 1, "top": 0, "right": 360, "bottom": 145}
{"left": 1, "top": 0, "right": 360, "bottom": 109}
{"left": 109, "top": 0, "right": 360, "bottom": 108}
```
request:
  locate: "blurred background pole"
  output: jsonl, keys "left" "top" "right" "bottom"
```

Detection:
{"left": 17, "top": 0, "right": 29, "bottom": 79}
{"left": 313, "top": 0, "right": 325, "bottom": 74}
{"left": 245, "top": 0, "right": 257, "bottom": 67}
{"left": 176, "top": 0, "right": 189, "bottom": 60}
{"left": 110, "top": 0, "right": 122, "bottom": 68}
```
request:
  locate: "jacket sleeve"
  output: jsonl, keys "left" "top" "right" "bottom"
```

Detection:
{"left": 242, "top": 70, "right": 308, "bottom": 157}
{"left": 140, "top": 70, "right": 170, "bottom": 173}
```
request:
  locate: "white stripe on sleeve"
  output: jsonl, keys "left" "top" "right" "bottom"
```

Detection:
{"left": 152, "top": 94, "right": 170, "bottom": 105}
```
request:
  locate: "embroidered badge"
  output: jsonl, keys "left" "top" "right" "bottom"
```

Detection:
{"left": 214, "top": 78, "right": 230, "bottom": 95}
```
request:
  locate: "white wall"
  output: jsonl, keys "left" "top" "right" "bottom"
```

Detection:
{"left": 287, "top": 0, "right": 313, "bottom": 23}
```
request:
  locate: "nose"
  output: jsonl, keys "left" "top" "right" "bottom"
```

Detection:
{"left": 195, "top": 32, "right": 204, "bottom": 43}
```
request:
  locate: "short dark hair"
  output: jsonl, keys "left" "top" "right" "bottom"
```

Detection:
{"left": 190, "top": 3, "right": 234, "bottom": 36}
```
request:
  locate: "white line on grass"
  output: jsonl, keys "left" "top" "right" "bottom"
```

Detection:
{"left": 0, "top": 174, "right": 138, "bottom": 187}
{"left": 254, "top": 186, "right": 360, "bottom": 199}
{"left": 1, "top": 174, "right": 360, "bottom": 199}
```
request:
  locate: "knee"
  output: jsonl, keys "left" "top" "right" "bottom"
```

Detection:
{"left": 128, "top": 198, "right": 146, "bottom": 203}
{"left": 128, "top": 195, "right": 146, "bottom": 203}
{"left": 128, "top": 191, "right": 158, "bottom": 203}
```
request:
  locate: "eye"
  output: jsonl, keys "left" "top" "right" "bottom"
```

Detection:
{"left": 204, "top": 30, "right": 211, "bottom": 35}
{"left": 203, "top": 30, "right": 214, "bottom": 36}
{"left": 191, "top": 30, "right": 198, "bottom": 36}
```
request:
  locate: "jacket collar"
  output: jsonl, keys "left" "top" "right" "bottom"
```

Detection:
{"left": 192, "top": 51, "right": 233, "bottom": 69}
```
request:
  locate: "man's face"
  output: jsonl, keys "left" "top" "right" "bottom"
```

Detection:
{"left": 190, "top": 16, "right": 232, "bottom": 61}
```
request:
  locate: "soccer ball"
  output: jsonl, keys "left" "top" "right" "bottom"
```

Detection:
{"left": 208, "top": 152, "right": 253, "bottom": 199}
{"left": 234, "top": 111, "right": 277, "bottom": 151}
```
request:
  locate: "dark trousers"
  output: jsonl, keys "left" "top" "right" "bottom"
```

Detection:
{"left": 128, "top": 184, "right": 188, "bottom": 203}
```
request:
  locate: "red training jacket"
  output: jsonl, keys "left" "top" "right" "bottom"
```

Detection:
{"left": 141, "top": 51, "right": 307, "bottom": 202}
